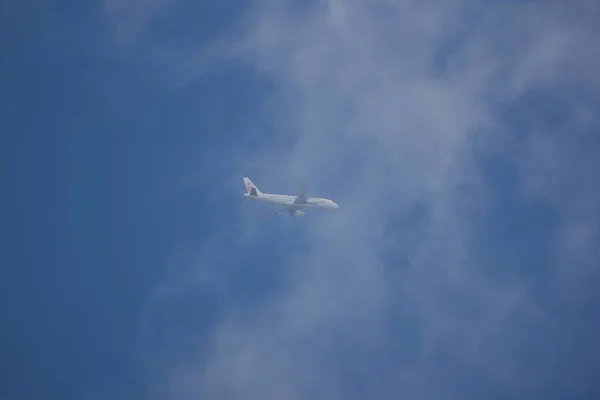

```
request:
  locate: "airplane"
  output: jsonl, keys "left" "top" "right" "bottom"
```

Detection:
{"left": 242, "top": 177, "right": 339, "bottom": 217}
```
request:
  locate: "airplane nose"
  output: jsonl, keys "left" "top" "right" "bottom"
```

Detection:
{"left": 333, "top": 202, "right": 339, "bottom": 209}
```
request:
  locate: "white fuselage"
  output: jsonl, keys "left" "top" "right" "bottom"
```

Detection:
{"left": 243, "top": 192, "right": 339, "bottom": 210}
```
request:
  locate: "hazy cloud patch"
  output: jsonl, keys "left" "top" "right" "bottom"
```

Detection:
{"left": 133, "top": 1, "right": 600, "bottom": 399}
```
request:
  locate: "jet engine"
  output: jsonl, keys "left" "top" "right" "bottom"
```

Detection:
{"left": 291, "top": 210, "right": 305, "bottom": 217}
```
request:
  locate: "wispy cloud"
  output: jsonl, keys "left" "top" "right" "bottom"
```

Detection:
{"left": 103, "top": 0, "right": 177, "bottom": 46}
{"left": 134, "top": 1, "right": 600, "bottom": 398}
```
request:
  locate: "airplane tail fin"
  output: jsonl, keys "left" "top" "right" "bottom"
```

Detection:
{"left": 243, "top": 177, "right": 262, "bottom": 196}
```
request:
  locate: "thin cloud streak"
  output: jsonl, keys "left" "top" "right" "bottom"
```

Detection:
{"left": 103, "top": 0, "right": 171, "bottom": 46}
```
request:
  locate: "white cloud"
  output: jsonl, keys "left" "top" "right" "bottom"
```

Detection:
{"left": 136, "top": 1, "right": 600, "bottom": 398}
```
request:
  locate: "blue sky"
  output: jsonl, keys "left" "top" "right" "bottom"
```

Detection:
{"left": 1, "top": 1, "right": 599, "bottom": 399}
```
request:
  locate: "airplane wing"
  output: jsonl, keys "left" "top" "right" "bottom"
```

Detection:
{"left": 294, "top": 195, "right": 307, "bottom": 204}
{"left": 293, "top": 180, "right": 308, "bottom": 204}
{"left": 261, "top": 209, "right": 288, "bottom": 219}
